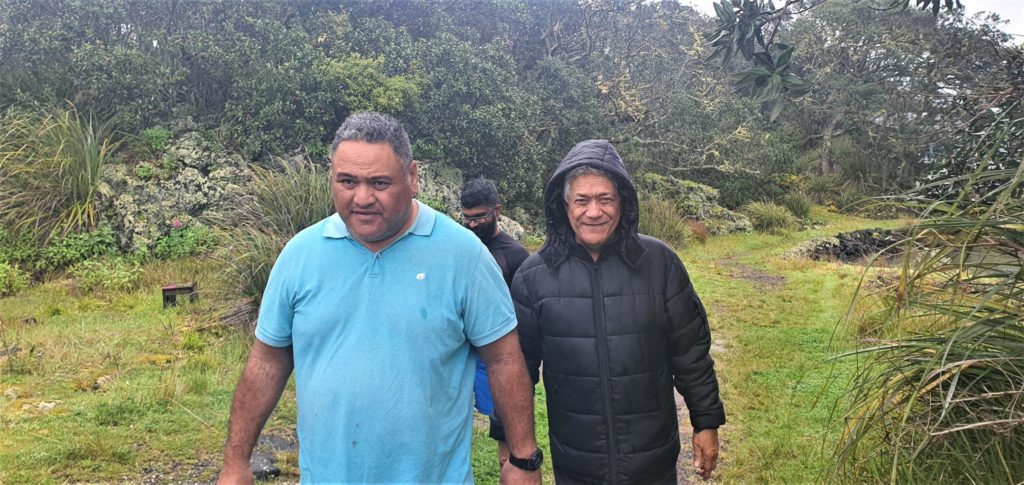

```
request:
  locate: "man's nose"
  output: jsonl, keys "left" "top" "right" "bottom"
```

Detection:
{"left": 353, "top": 184, "right": 375, "bottom": 206}
{"left": 583, "top": 201, "right": 604, "bottom": 218}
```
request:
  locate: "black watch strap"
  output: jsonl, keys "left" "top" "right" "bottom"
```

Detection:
{"left": 508, "top": 448, "right": 543, "bottom": 471}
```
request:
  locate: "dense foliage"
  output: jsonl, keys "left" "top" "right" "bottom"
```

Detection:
{"left": 4, "top": 0, "right": 1012, "bottom": 212}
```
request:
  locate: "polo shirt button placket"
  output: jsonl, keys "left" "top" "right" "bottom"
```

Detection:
{"left": 369, "top": 252, "right": 382, "bottom": 278}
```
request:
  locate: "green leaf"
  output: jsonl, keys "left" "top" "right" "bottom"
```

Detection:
{"left": 768, "top": 99, "right": 784, "bottom": 121}
{"left": 775, "top": 46, "right": 794, "bottom": 69}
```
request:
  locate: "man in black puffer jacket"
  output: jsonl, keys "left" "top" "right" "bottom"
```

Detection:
{"left": 512, "top": 140, "right": 725, "bottom": 483}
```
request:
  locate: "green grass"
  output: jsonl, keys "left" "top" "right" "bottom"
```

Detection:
{"left": 0, "top": 208, "right": 901, "bottom": 483}
{"left": 676, "top": 207, "right": 904, "bottom": 483}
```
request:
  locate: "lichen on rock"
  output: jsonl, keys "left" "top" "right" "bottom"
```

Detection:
{"left": 100, "top": 132, "right": 252, "bottom": 251}
{"left": 635, "top": 173, "right": 752, "bottom": 234}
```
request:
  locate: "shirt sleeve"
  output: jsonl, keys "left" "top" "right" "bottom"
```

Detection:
{"left": 254, "top": 243, "right": 296, "bottom": 348}
{"left": 463, "top": 244, "right": 518, "bottom": 347}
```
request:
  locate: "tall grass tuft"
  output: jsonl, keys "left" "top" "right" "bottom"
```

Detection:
{"left": 216, "top": 156, "right": 333, "bottom": 326}
{"left": 0, "top": 107, "right": 120, "bottom": 241}
{"left": 638, "top": 197, "right": 690, "bottom": 249}
{"left": 741, "top": 201, "right": 799, "bottom": 233}
{"left": 833, "top": 97, "right": 1024, "bottom": 483}
{"left": 779, "top": 190, "right": 813, "bottom": 220}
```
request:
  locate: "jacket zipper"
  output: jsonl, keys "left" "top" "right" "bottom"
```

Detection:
{"left": 590, "top": 262, "right": 618, "bottom": 483}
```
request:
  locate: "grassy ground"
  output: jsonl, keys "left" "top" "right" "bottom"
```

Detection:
{"left": 679, "top": 208, "right": 902, "bottom": 484}
{"left": 0, "top": 209, "right": 897, "bottom": 483}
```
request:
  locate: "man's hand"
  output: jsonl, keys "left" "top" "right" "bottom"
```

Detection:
{"left": 497, "top": 440, "right": 510, "bottom": 466}
{"left": 216, "top": 463, "right": 254, "bottom": 485}
{"left": 500, "top": 462, "right": 541, "bottom": 485}
{"left": 692, "top": 428, "right": 720, "bottom": 480}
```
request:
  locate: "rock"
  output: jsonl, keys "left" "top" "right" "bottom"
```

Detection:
{"left": 99, "top": 131, "right": 252, "bottom": 251}
{"left": 416, "top": 161, "right": 464, "bottom": 218}
{"left": 249, "top": 430, "right": 298, "bottom": 481}
{"left": 93, "top": 375, "right": 114, "bottom": 391}
{"left": 4, "top": 387, "right": 19, "bottom": 400}
{"left": 250, "top": 452, "right": 281, "bottom": 481}
{"left": 785, "top": 229, "right": 905, "bottom": 263}
{"left": 497, "top": 216, "right": 526, "bottom": 241}
{"left": 783, "top": 237, "right": 840, "bottom": 260}
{"left": 22, "top": 400, "right": 60, "bottom": 412}
{"left": 417, "top": 161, "right": 535, "bottom": 242}
{"left": 636, "top": 173, "right": 752, "bottom": 235}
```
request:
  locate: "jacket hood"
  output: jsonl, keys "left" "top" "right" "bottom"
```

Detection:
{"left": 540, "top": 139, "right": 644, "bottom": 268}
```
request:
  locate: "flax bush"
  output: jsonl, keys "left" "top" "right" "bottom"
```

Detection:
{"left": 0, "top": 107, "right": 119, "bottom": 241}
{"left": 834, "top": 94, "right": 1024, "bottom": 484}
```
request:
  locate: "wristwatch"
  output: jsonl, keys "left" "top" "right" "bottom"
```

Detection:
{"left": 508, "top": 448, "right": 543, "bottom": 471}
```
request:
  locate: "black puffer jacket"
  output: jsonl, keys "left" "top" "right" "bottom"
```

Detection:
{"left": 512, "top": 140, "right": 725, "bottom": 484}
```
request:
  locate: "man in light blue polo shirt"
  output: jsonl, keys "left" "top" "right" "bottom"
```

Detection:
{"left": 218, "top": 113, "right": 542, "bottom": 484}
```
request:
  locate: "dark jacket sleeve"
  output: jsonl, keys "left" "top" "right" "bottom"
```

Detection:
{"left": 490, "top": 260, "right": 543, "bottom": 441}
{"left": 665, "top": 252, "right": 726, "bottom": 431}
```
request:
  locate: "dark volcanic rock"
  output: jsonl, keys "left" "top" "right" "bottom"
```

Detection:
{"left": 786, "top": 228, "right": 906, "bottom": 263}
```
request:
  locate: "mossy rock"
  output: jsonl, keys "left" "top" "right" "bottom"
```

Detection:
{"left": 636, "top": 173, "right": 752, "bottom": 234}
{"left": 417, "top": 161, "right": 531, "bottom": 242}
{"left": 417, "top": 161, "right": 464, "bottom": 218}
{"left": 100, "top": 131, "right": 252, "bottom": 251}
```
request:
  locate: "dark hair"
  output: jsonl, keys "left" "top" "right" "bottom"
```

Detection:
{"left": 461, "top": 178, "right": 501, "bottom": 208}
{"left": 331, "top": 112, "right": 413, "bottom": 167}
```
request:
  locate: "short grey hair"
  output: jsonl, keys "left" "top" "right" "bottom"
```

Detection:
{"left": 331, "top": 112, "right": 413, "bottom": 167}
{"left": 563, "top": 165, "right": 618, "bottom": 203}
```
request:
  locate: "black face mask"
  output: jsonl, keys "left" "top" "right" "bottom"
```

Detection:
{"left": 470, "top": 218, "right": 498, "bottom": 244}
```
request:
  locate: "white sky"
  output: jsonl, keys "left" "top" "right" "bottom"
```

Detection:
{"left": 964, "top": 0, "right": 1023, "bottom": 38}
{"left": 685, "top": 0, "right": 1024, "bottom": 39}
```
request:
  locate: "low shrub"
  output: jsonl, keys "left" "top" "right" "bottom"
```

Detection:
{"left": 142, "top": 127, "right": 172, "bottom": 155}
{"left": 37, "top": 226, "right": 118, "bottom": 273}
{"left": 0, "top": 107, "right": 120, "bottom": 239}
{"left": 521, "top": 233, "right": 545, "bottom": 253}
{"left": 0, "top": 228, "right": 42, "bottom": 268}
{"left": 69, "top": 258, "right": 142, "bottom": 293}
{"left": 638, "top": 197, "right": 690, "bottom": 248}
{"left": 0, "top": 263, "right": 31, "bottom": 297}
{"left": 742, "top": 201, "right": 799, "bottom": 233}
{"left": 154, "top": 224, "right": 219, "bottom": 260}
{"left": 779, "top": 190, "right": 813, "bottom": 220}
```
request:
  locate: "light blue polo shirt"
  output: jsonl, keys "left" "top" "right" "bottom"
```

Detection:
{"left": 255, "top": 201, "right": 517, "bottom": 484}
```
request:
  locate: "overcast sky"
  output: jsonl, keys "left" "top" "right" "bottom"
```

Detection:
{"left": 964, "top": 0, "right": 1023, "bottom": 38}
{"left": 685, "top": 0, "right": 1024, "bottom": 39}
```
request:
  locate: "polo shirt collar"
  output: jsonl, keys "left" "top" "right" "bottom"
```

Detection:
{"left": 322, "top": 200, "right": 435, "bottom": 240}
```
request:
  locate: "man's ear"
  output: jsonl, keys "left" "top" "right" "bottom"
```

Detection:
{"left": 494, "top": 204, "right": 502, "bottom": 219}
{"left": 408, "top": 160, "right": 419, "bottom": 194}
